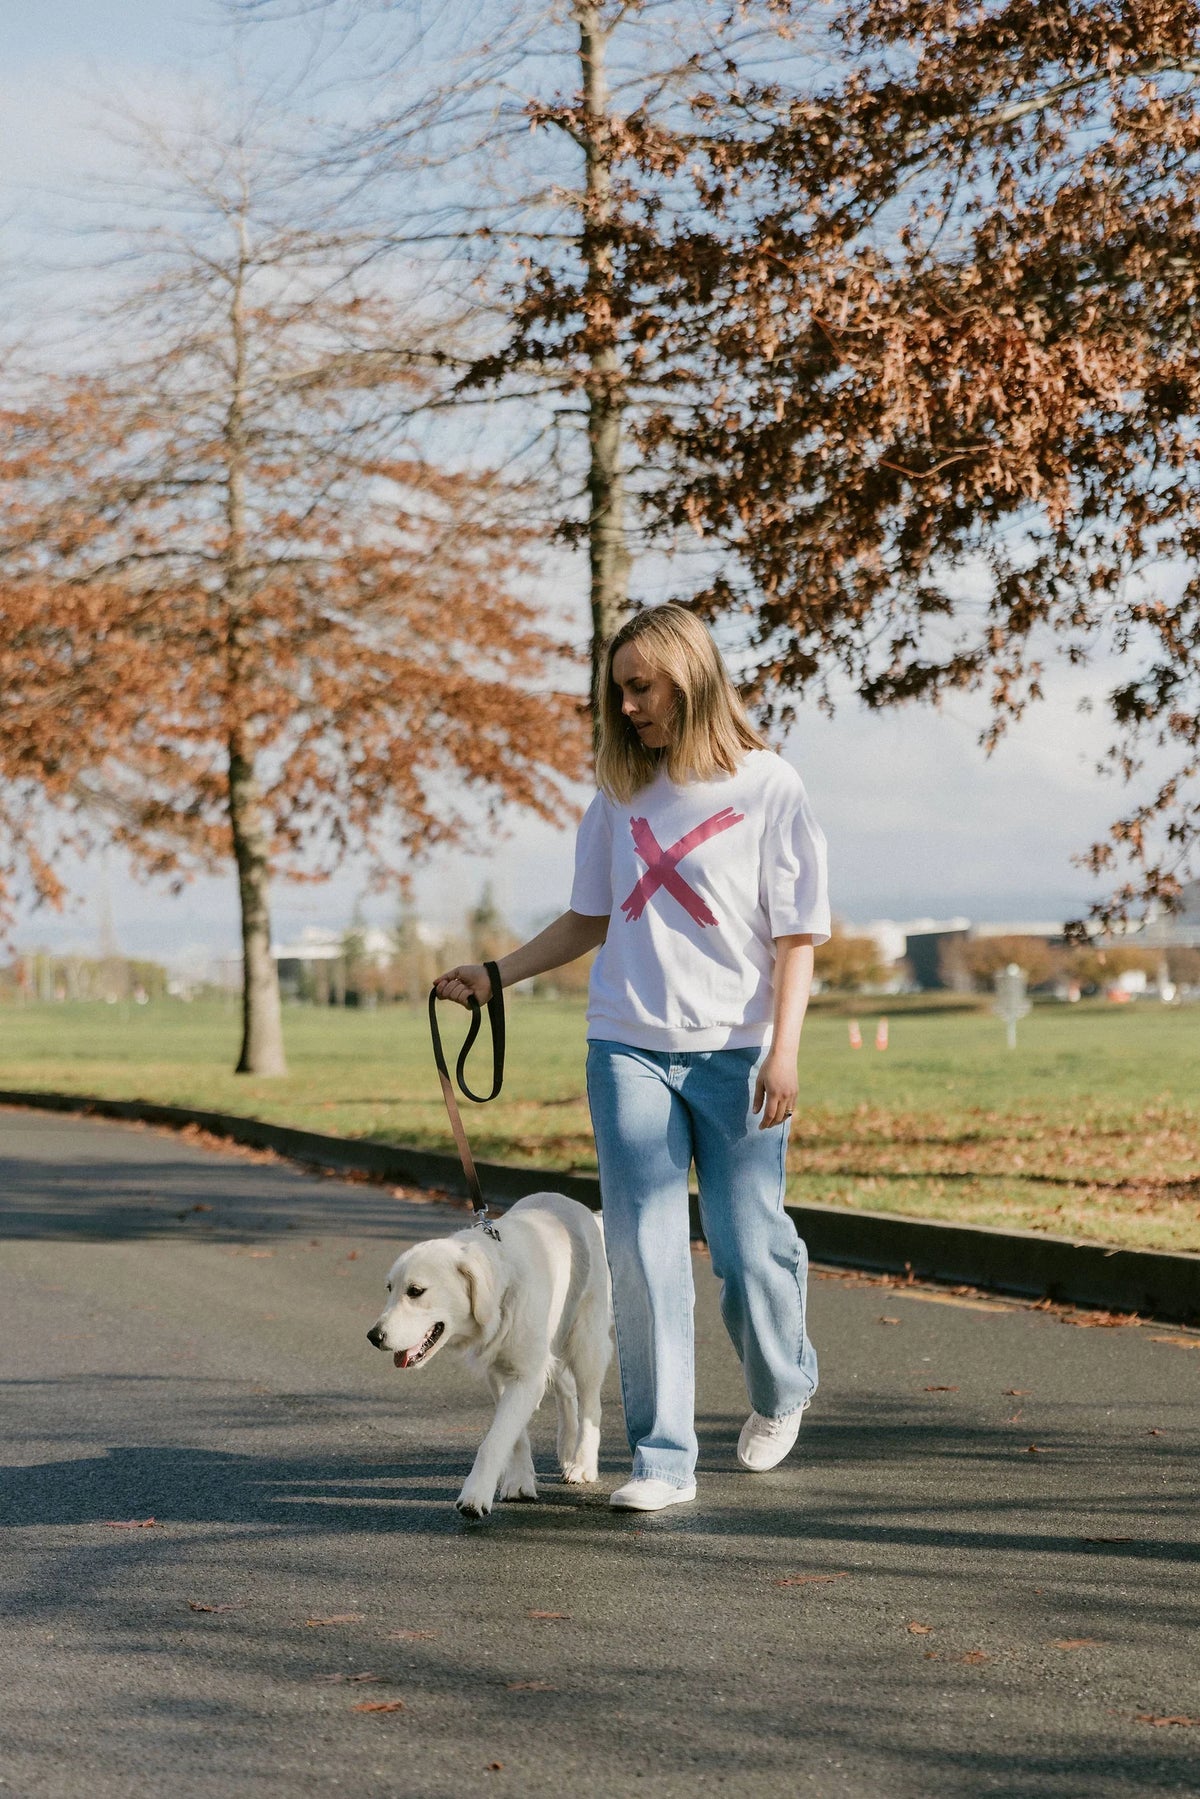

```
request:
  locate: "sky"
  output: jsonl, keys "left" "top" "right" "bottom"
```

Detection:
{"left": 1, "top": 0, "right": 1166, "bottom": 964}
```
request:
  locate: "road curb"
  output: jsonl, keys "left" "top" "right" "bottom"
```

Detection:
{"left": 2, "top": 1086, "right": 1198, "bottom": 1324}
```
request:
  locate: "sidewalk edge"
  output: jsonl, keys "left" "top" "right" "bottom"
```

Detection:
{"left": 1, "top": 1087, "right": 1197, "bottom": 1324}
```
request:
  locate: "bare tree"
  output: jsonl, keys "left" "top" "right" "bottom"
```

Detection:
{"left": 238, "top": 0, "right": 820, "bottom": 698}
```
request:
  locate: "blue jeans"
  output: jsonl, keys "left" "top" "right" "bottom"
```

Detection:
{"left": 586, "top": 1040, "right": 818, "bottom": 1487}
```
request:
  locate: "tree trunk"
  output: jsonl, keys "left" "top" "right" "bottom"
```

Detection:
{"left": 229, "top": 729, "right": 288, "bottom": 1077}
{"left": 225, "top": 208, "right": 287, "bottom": 1078}
{"left": 578, "top": 1, "right": 632, "bottom": 699}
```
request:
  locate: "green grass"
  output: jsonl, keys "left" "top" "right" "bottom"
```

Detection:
{"left": 2, "top": 996, "right": 1198, "bottom": 1254}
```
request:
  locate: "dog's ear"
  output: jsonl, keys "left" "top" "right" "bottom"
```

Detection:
{"left": 457, "top": 1242, "right": 500, "bottom": 1338}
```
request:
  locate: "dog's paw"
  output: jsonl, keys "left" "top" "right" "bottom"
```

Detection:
{"left": 559, "top": 1459, "right": 599, "bottom": 1485}
{"left": 455, "top": 1489, "right": 493, "bottom": 1522}
{"left": 499, "top": 1473, "right": 539, "bottom": 1503}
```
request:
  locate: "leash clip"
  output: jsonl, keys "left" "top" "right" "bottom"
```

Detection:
{"left": 472, "top": 1208, "right": 502, "bottom": 1243}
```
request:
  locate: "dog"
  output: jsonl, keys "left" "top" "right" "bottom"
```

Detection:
{"left": 366, "top": 1192, "right": 612, "bottom": 1520}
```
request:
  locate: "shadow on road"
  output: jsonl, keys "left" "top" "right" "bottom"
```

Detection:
{"left": 0, "top": 1152, "right": 468, "bottom": 1244}
{"left": 5, "top": 1431, "right": 1199, "bottom": 1794}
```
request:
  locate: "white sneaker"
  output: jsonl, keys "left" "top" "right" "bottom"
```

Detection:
{"left": 609, "top": 1477, "right": 698, "bottom": 1512}
{"left": 737, "top": 1404, "right": 808, "bottom": 1471}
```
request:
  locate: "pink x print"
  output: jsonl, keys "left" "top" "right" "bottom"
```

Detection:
{"left": 620, "top": 807, "right": 745, "bottom": 927}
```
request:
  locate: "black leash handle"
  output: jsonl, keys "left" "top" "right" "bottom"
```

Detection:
{"left": 428, "top": 961, "right": 504, "bottom": 1236}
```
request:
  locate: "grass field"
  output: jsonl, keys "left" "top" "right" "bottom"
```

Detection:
{"left": 2, "top": 997, "right": 1198, "bottom": 1253}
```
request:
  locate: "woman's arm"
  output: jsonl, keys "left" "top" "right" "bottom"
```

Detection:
{"left": 753, "top": 934, "right": 816, "bottom": 1130}
{"left": 434, "top": 910, "right": 609, "bottom": 1006}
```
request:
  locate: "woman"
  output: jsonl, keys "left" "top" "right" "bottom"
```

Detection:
{"left": 435, "top": 603, "right": 829, "bottom": 1512}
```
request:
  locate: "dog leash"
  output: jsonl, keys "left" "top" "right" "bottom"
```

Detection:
{"left": 428, "top": 961, "right": 505, "bottom": 1242}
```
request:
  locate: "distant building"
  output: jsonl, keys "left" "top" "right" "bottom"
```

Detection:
{"left": 1137, "top": 881, "right": 1200, "bottom": 950}
{"left": 971, "top": 920, "right": 1066, "bottom": 941}
{"left": 273, "top": 925, "right": 395, "bottom": 1002}
{"left": 847, "top": 916, "right": 1073, "bottom": 992}
{"left": 901, "top": 919, "right": 972, "bottom": 992}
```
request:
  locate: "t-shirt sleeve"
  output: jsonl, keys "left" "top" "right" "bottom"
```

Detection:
{"left": 569, "top": 794, "right": 614, "bottom": 917}
{"left": 763, "top": 772, "right": 831, "bottom": 944}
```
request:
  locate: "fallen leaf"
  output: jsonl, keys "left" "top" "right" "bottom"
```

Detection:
{"left": 186, "top": 1600, "right": 243, "bottom": 1613}
{"left": 923, "top": 1650, "right": 939, "bottom": 1660}
{"left": 1082, "top": 1535, "right": 1132, "bottom": 1544}
{"left": 901, "top": 1291, "right": 1012, "bottom": 1314}
{"left": 305, "top": 1613, "right": 365, "bottom": 1627}
{"left": 1051, "top": 1639, "right": 1101, "bottom": 1650}
{"left": 506, "top": 1680, "right": 556, "bottom": 1691}
{"left": 1067, "top": 1311, "right": 1138, "bottom": 1329}
{"left": 774, "top": 1572, "right": 851, "bottom": 1587}
{"left": 1003, "top": 1389, "right": 1031, "bottom": 1396}
{"left": 103, "top": 1518, "right": 156, "bottom": 1529}
{"left": 924, "top": 1385, "right": 959, "bottom": 1392}
{"left": 1150, "top": 1336, "right": 1200, "bottom": 1351}
{"left": 1007, "top": 1411, "right": 1024, "bottom": 1423}
{"left": 527, "top": 1610, "right": 570, "bottom": 1621}
{"left": 907, "top": 1623, "right": 933, "bottom": 1635}
{"left": 1147, "top": 1428, "right": 1164, "bottom": 1436}
{"left": 314, "top": 1672, "right": 381, "bottom": 1685}
{"left": 487, "top": 1763, "right": 504, "bottom": 1772}
{"left": 879, "top": 1316, "right": 900, "bottom": 1326}
{"left": 1135, "top": 1714, "right": 1199, "bottom": 1728}
{"left": 351, "top": 1698, "right": 405, "bottom": 1714}
{"left": 1025, "top": 1444, "right": 1043, "bottom": 1455}
{"left": 960, "top": 1651, "right": 989, "bottom": 1664}
{"left": 346, "top": 1251, "right": 359, "bottom": 1261}
{"left": 385, "top": 1629, "right": 439, "bottom": 1641}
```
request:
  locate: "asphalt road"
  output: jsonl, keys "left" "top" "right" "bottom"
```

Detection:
{"left": 2, "top": 1106, "right": 1198, "bottom": 1799}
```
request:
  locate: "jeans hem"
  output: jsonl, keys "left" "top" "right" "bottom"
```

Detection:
{"left": 629, "top": 1467, "right": 697, "bottom": 1490}
{"left": 756, "top": 1394, "right": 814, "bottom": 1424}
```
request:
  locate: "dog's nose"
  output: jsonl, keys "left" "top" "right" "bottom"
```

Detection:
{"left": 367, "top": 1323, "right": 385, "bottom": 1350}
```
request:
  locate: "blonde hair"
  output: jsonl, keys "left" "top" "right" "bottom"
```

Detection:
{"left": 594, "top": 604, "right": 768, "bottom": 803}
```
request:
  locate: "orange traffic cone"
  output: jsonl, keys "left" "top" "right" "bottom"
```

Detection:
{"left": 848, "top": 1019, "right": 863, "bottom": 1049}
{"left": 875, "top": 1017, "right": 889, "bottom": 1051}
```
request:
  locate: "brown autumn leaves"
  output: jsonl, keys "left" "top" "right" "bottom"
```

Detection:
{"left": 5, "top": 0, "right": 1200, "bottom": 1069}
{"left": 513, "top": 0, "right": 1200, "bottom": 921}
{"left": 0, "top": 130, "right": 587, "bottom": 1072}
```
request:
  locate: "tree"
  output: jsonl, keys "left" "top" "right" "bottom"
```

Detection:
{"left": 961, "top": 935, "right": 1060, "bottom": 992}
{"left": 246, "top": 0, "right": 815, "bottom": 697}
{"left": 628, "top": 0, "right": 1200, "bottom": 921}
{"left": 814, "top": 923, "right": 885, "bottom": 991}
{"left": 1165, "top": 944, "right": 1200, "bottom": 985}
{"left": 1063, "top": 943, "right": 1160, "bottom": 992}
{"left": 0, "top": 97, "right": 586, "bottom": 1073}
{"left": 467, "top": 881, "right": 516, "bottom": 964}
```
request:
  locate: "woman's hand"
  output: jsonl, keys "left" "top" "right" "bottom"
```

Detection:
{"left": 753, "top": 1048, "right": 798, "bottom": 1131}
{"left": 433, "top": 963, "right": 494, "bottom": 1007}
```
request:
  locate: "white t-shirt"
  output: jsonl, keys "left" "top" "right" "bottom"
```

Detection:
{"left": 569, "top": 748, "right": 830, "bottom": 1052}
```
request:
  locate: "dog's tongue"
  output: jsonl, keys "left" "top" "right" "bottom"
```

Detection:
{"left": 394, "top": 1348, "right": 417, "bottom": 1369}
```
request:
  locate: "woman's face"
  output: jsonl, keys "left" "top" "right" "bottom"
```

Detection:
{"left": 612, "top": 642, "right": 677, "bottom": 750}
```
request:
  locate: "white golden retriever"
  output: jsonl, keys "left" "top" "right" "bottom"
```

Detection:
{"left": 367, "top": 1192, "right": 612, "bottom": 1520}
